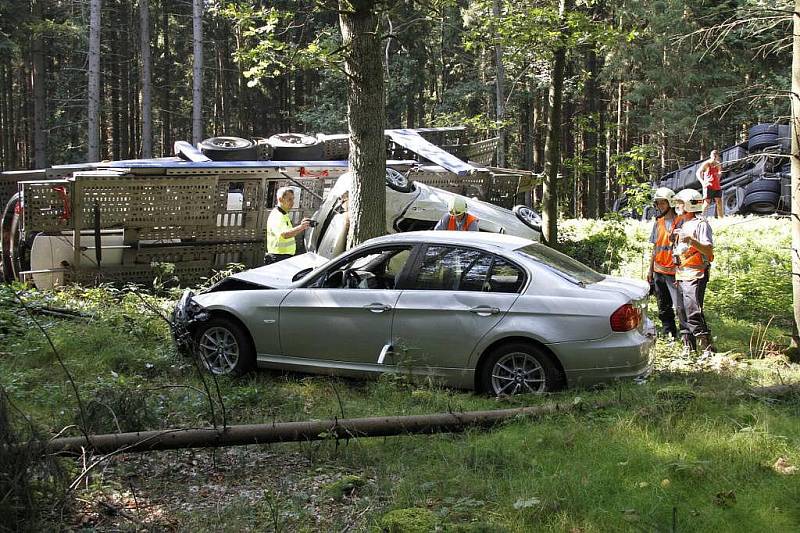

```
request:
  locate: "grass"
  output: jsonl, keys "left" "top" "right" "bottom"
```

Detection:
{"left": 1, "top": 215, "right": 798, "bottom": 531}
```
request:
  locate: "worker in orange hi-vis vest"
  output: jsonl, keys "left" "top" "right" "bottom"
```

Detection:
{"left": 646, "top": 187, "right": 684, "bottom": 341}
{"left": 673, "top": 188, "right": 716, "bottom": 357}
{"left": 434, "top": 197, "right": 479, "bottom": 231}
{"left": 696, "top": 149, "right": 724, "bottom": 218}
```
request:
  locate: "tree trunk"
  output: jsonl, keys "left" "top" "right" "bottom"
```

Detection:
{"left": 140, "top": 0, "right": 153, "bottom": 157}
{"left": 29, "top": 400, "right": 613, "bottom": 456}
{"left": 597, "top": 106, "right": 607, "bottom": 216}
{"left": 31, "top": 0, "right": 47, "bottom": 168}
{"left": 339, "top": 0, "right": 387, "bottom": 248}
{"left": 542, "top": 0, "right": 573, "bottom": 246}
{"left": 160, "top": 4, "right": 172, "bottom": 155}
{"left": 492, "top": 0, "right": 506, "bottom": 168}
{"left": 191, "top": 0, "right": 203, "bottom": 145}
{"left": 87, "top": 0, "right": 101, "bottom": 161}
{"left": 790, "top": 0, "right": 800, "bottom": 361}
{"left": 584, "top": 46, "right": 599, "bottom": 218}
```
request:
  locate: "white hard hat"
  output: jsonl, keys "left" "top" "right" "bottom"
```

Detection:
{"left": 674, "top": 189, "right": 704, "bottom": 212}
{"left": 448, "top": 196, "right": 468, "bottom": 216}
{"left": 653, "top": 187, "right": 675, "bottom": 207}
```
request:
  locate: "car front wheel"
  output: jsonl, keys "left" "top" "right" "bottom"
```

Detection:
{"left": 480, "top": 343, "right": 561, "bottom": 396}
{"left": 193, "top": 317, "right": 254, "bottom": 376}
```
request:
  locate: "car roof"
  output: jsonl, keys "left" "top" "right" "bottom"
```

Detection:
{"left": 361, "top": 230, "right": 533, "bottom": 251}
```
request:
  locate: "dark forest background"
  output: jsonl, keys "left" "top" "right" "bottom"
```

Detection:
{"left": 0, "top": 0, "right": 789, "bottom": 216}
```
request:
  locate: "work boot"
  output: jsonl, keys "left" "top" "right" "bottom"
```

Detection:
{"left": 663, "top": 326, "right": 678, "bottom": 342}
{"left": 681, "top": 334, "right": 696, "bottom": 357}
{"left": 696, "top": 334, "right": 715, "bottom": 356}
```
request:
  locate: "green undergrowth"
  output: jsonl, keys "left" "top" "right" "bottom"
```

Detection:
{"left": 0, "top": 215, "right": 798, "bottom": 530}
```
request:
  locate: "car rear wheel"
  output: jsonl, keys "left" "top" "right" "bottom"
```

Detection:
{"left": 193, "top": 317, "right": 254, "bottom": 376}
{"left": 480, "top": 343, "right": 562, "bottom": 396}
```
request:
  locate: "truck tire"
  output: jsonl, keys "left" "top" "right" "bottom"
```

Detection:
{"left": 748, "top": 123, "right": 780, "bottom": 138}
{"left": 744, "top": 178, "right": 781, "bottom": 195}
{"left": 198, "top": 137, "right": 258, "bottom": 161}
{"left": 741, "top": 190, "right": 779, "bottom": 214}
{"left": 268, "top": 133, "right": 324, "bottom": 161}
{"left": 748, "top": 133, "right": 780, "bottom": 152}
{"left": 1, "top": 194, "right": 20, "bottom": 282}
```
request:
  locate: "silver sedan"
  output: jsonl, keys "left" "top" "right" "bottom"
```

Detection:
{"left": 173, "top": 232, "right": 655, "bottom": 395}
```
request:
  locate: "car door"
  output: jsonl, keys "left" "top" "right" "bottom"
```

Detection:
{"left": 278, "top": 245, "right": 416, "bottom": 365}
{"left": 390, "top": 245, "right": 526, "bottom": 369}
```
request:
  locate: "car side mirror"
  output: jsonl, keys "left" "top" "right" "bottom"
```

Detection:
{"left": 292, "top": 267, "right": 314, "bottom": 282}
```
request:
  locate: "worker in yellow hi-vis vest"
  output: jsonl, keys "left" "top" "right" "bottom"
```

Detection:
{"left": 265, "top": 186, "right": 311, "bottom": 264}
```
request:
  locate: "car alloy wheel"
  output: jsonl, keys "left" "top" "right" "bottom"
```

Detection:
{"left": 490, "top": 351, "right": 547, "bottom": 395}
{"left": 512, "top": 205, "right": 543, "bottom": 231}
{"left": 198, "top": 326, "right": 241, "bottom": 375}
{"left": 385, "top": 168, "right": 414, "bottom": 193}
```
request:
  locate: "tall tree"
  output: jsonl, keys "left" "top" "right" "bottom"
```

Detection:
{"left": 192, "top": 0, "right": 203, "bottom": 145}
{"left": 30, "top": 0, "right": 46, "bottom": 168}
{"left": 140, "top": 0, "right": 153, "bottom": 157}
{"left": 87, "top": 0, "right": 101, "bottom": 161}
{"left": 492, "top": 0, "right": 507, "bottom": 167}
{"left": 338, "top": 0, "right": 386, "bottom": 247}
{"left": 791, "top": 0, "right": 800, "bottom": 357}
{"left": 542, "top": 0, "right": 573, "bottom": 246}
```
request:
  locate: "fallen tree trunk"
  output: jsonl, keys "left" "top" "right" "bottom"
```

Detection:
{"left": 31, "top": 399, "right": 613, "bottom": 456}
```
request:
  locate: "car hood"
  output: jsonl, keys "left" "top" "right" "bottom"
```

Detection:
{"left": 588, "top": 275, "right": 650, "bottom": 301}
{"left": 230, "top": 253, "right": 329, "bottom": 288}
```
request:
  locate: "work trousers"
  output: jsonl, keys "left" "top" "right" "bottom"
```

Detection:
{"left": 677, "top": 269, "right": 711, "bottom": 337}
{"left": 653, "top": 271, "right": 681, "bottom": 337}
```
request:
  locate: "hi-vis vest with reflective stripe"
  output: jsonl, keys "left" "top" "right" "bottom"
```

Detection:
{"left": 447, "top": 213, "right": 478, "bottom": 231}
{"left": 266, "top": 208, "right": 295, "bottom": 255}
{"left": 653, "top": 216, "right": 676, "bottom": 275}
{"left": 676, "top": 218, "right": 713, "bottom": 278}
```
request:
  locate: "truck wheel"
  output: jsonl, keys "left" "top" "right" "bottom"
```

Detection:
{"left": 268, "top": 133, "right": 324, "bottom": 161}
{"left": 722, "top": 187, "right": 745, "bottom": 215}
{"left": 748, "top": 123, "right": 780, "bottom": 138}
{"left": 198, "top": 136, "right": 258, "bottom": 161}
{"left": 1, "top": 194, "right": 19, "bottom": 282}
{"left": 744, "top": 178, "right": 781, "bottom": 195}
{"left": 748, "top": 133, "right": 780, "bottom": 152}
{"left": 741, "top": 190, "right": 779, "bottom": 214}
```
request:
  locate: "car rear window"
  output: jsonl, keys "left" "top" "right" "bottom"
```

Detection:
{"left": 514, "top": 243, "right": 605, "bottom": 285}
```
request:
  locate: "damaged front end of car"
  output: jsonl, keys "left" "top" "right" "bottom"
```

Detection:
{"left": 171, "top": 289, "right": 210, "bottom": 355}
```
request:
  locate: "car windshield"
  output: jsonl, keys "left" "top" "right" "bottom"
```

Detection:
{"left": 514, "top": 243, "right": 605, "bottom": 285}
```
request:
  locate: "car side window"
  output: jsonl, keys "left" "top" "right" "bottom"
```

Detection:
{"left": 307, "top": 246, "right": 413, "bottom": 289}
{"left": 487, "top": 257, "right": 525, "bottom": 293}
{"left": 406, "top": 245, "right": 524, "bottom": 293}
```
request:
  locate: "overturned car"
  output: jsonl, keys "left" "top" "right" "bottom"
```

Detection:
{"left": 306, "top": 169, "right": 542, "bottom": 259}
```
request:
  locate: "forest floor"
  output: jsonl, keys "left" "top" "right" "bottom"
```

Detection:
{"left": 2, "top": 215, "right": 798, "bottom": 532}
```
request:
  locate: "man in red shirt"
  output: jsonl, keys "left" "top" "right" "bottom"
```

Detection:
{"left": 696, "top": 150, "right": 723, "bottom": 218}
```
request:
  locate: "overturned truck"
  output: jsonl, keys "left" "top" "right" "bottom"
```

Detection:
{"left": 653, "top": 123, "right": 791, "bottom": 218}
{"left": 0, "top": 128, "right": 541, "bottom": 289}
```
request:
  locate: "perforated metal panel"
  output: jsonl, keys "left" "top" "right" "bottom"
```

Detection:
{"left": 21, "top": 180, "right": 73, "bottom": 232}
{"left": 138, "top": 226, "right": 262, "bottom": 242}
{"left": 67, "top": 261, "right": 213, "bottom": 287}
{"left": 73, "top": 173, "right": 218, "bottom": 227}
{"left": 0, "top": 176, "right": 18, "bottom": 207}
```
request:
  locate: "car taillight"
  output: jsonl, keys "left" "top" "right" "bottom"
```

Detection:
{"left": 610, "top": 303, "right": 641, "bottom": 332}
